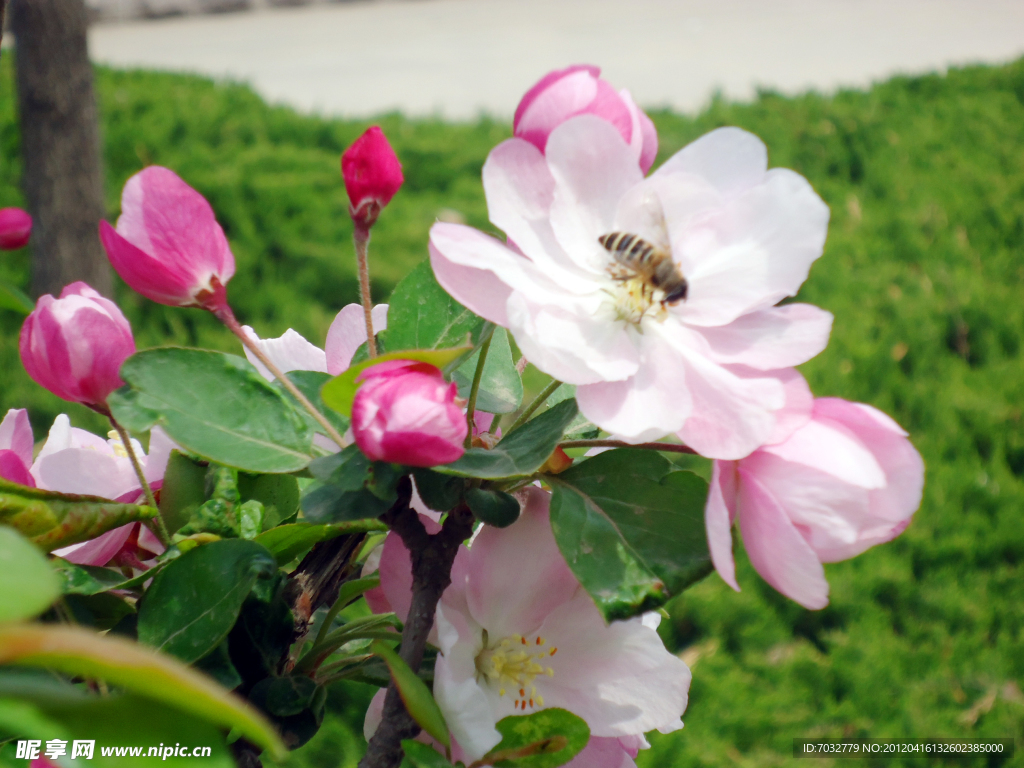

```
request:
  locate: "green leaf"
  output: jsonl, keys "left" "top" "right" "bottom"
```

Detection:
{"left": 546, "top": 385, "right": 598, "bottom": 440}
{"left": 465, "top": 488, "right": 521, "bottom": 528}
{"left": 194, "top": 638, "right": 242, "bottom": 691}
{"left": 249, "top": 675, "right": 317, "bottom": 718}
{"left": 0, "top": 624, "right": 286, "bottom": 759}
{"left": 401, "top": 740, "right": 455, "bottom": 768}
{"left": 228, "top": 573, "right": 295, "bottom": 688}
{"left": 109, "top": 348, "right": 315, "bottom": 473}
{"left": 453, "top": 328, "right": 523, "bottom": 414}
{"left": 411, "top": 468, "right": 464, "bottom": 513}
{"left": 483, "top": 708, "right": 590, "bottom": 768}
{"left": 0, "top": 478, "right": 156, "bottom": 553}
{"left": 238, "top": 472, "right": 300, "bottom": 530}
{"left": 548, "top": 449, "right": 711, "bottom": 622}
{"left": 435, "top": 399, "right": 579, "bottom": 479}
{"left": 321, "top": 347, "right": 471, "bottom": 419}
{"left": 238, "top": 499, "right": 265, "bottom": 539}
{"left": 301, "top": 445, "right": 402, "bottom": 523}
{"left": 0, "top": 279, "right": 34, "bottom": 315}
{"left": 0, "top": 526, "right": 60, "bottom": 622}
{"left": 278, "top": 370, "right": 350, "bottom": 438}
{"left": 53, "top": 558, "right": 155, "bottom": 596}
{"left": 372, "top": 641, "right": 450, "bottom": 749}
{"left": 137, "top": 538, "right": 276, "bottom": 663}
{"left": 159, "top": 451, "right": 208, "bottom": 534}
{"left": 386, "top": 259, "right": 486, "bottom": 353}
{"left": 254, "top": 520, "right": 387, "bottom": 565}
{"left": 64, "top": 592, "right": 135, "bottom": 631}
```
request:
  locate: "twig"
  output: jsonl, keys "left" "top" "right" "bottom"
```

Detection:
{"left": 558, "top": 438, "right": 696, "bottom": 455}
{"left": 464, "top": 332, "right": 493, "bottom": 447}
{"left": 506, "top": 378, "right": 562, "bottom": 433}
{"left": 354, "top": 230, "right": 377, "bottom": 358}
{"left": 214, "top": 304, "right": 348, "bottom": 448}
{"left": 98, "top": 407, "right": 170, "bottom": 547}
{"left": 358, "top": 480, "right": 474, "bottom": 768}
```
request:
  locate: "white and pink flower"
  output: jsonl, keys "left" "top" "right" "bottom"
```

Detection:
{"left": 430, "top": 121, "right": 832, "bottom": 459}
{"left": 364, "top": 487, "right": 690, "bottom": 761}
{"left": 33, "top": 414, "right": 176, "bottom": 567}
{"left": 706, "top": 396, "right": 924, "bottom": 609}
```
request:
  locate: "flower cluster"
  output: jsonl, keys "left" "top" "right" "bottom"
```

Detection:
{"left": 1, "top": 63, "right": 923, "bottom": 768}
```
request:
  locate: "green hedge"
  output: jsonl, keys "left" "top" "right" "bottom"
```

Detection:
{"left": 1, "top": 55, "right": 1022, "bottom": 767}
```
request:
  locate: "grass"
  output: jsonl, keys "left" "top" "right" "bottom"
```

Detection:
{"left": 1, "top": 54, "right": 1023, "bottom": 767}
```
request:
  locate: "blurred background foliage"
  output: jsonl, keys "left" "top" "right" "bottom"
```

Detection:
{"left": 1, "top": 54, "right": 1022, "bottom": 767}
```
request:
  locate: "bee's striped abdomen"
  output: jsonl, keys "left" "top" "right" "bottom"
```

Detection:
{"left": 599, "top": 232, "right": 658, "bottom": 266}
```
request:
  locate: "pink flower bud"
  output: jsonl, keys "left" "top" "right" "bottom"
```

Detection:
{"left": 0, "top": 207, "right": 32, "bottom": 250}
{"left": 341, "top": 127, "right": 404, "bottom": 235}
{"left": 514, "top": 65, "right": 659, "bottom": 173}
{"left": 19, "top": 282, "right": 135, "bottom": 408}
{"left": 98, "top": 166, "right": 235, "bottom": 312}
{"left": 352, "top": 359, "right": 467, "bottom": 467}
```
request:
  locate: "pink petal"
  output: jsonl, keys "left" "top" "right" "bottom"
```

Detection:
{"left": 0, "top": 450, "right": 35, "bottom": 487}
{"left": 53, "top": 524, "right": 135, "bottom": 566}
{"left": 241, "top": 326, "right": 327, "bottom": 381}
{"left": 465, "top": 487, "right": 578, "bottom": 639}
{"left": 762, "top": 418, "right": 887, "bottom": 489}
{"left": 537, "top": 589, "right": 691, "bottom": 736}
{"left": 763, "top": 368, "right": 814, "bottom": 446}
{"left": 673, "top": 350, "right": 786, "bottom": 460}
{"left": 705, "top": 461, "right": 740, "bottom": 591}
{"left": 100, "top": 221, "right": 195, "bottom": 306}
{"left": 737, "top": 468, "right": 829, "bottom": 609}
{"left": 696, "top": 303, "right": 833, "bottom": 370}
{"left": 0, "top": 408, "right": 34, "bottom": 467}
{"left": 428, "top": 224, "right": 516, "bottom": 327}
{"left": 118, "top": 167, "right": 235, "bottom": 289}
{"left": 325, "top": 303, "right": 389, "bottom": 375}
{"left": 514, "top": 67, "right": 600, "bottom": 150}
{"left": 620, "top": 89, "right": 659, "bottom": 175}
{"left": 144, "top": 427, "right": 177, "bottom": 484}
{"left": 575, "top": 324, "right": 692, "bottom": 441}
{"left": 33, "top": 448, "right": 139, "bottom": 499}
{"left": 563, "top": 737, "right": 638, "bottom": 768}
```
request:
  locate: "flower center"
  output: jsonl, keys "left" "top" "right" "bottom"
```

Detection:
{"left": 475, "top": 633, "right": 557, "bottom": 711}
{"left": 607, "top": 274, "right": 669, "bottom": 326}
{"left": 107, "top": 430, "right": 129, "bottom": 458}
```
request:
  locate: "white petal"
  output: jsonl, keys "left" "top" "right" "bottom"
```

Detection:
{"left": 33, "top": 414, "right": 72, "bottom": 464}
{"left": 538, "top": 590, "right": 691, "bottom": 737}
{"left": 144, "top": 427, "right": 178, "bottom": 483}
{"left": 546, "top": 116, "right": 645, "bottom": 275}
{"left": 655, "top": 127, "right": 768, "bottom": 196}
{"left": 242, "top": 326, "right": 327, "bottom": 381}
{"left": 0, "top": 409, "right": 34, "bottom": 467}
{"left": 325, "top": 303, "right": 389, "bottom": 375}
{"left": 696, "top": 304, "right": 833, "bottom": 370}
{"left": 705, "top": 461, "right": 740, "bottom": 591}
{"left": 33, "top": 448, "right": 138, "bottom": 499}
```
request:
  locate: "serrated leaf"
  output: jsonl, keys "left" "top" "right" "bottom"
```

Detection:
{"left": 373, "top": 641, "right": 450, "bottom": 749}
{"left": 387, "top": 260, "right": 486, "bottom": 353}
{"left": 137, "top": 539, "right": 277, "bottom": 663}
{"left": 109, "top": 348, "right": 315, "bottom": 473}
{"left": 301, "top": 445, "right": 402, "bottom": 523}
{"left": 435, "top": 399, "right": 578, "bottom": 479}
{"left": 548, "top": 449, "right": 711, "bottom": 622}
{"left": 0, "top": 526, "right": 60, "bottom": 622}
{"left": 453, "top": 328, "right": 523, "bottom": 414}
{"left": 254, "top": 520, "right": 387, "bottom": 565}
{"left": 321, "top": 347, "right": 471, "bottom": 419}
{"left": 484, "top": 708, "right": 589, "bottom": 768}
{"left": 0, "top": 624, "right": 286, "bottom": 759}
{"left": 0, "top": 478, "right": 156, "bottom": 553}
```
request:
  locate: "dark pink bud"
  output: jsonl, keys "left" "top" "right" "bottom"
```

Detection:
{"left": 514, "top": 65, "right": 659, "bottom": 173}
{"left": 351, "top": 359, "right": 467, "bottom": 467}
{"left": 341, "top": 127, "right": 404, "bottom": 235}
{"left": 0, "top": 207, "right": 32, "bottom": 250}
{"left": 19, "top": 282, "right": 136, "bottom": 408}
{"left": 99, "top": 167, "right": 235, "bottom": 312}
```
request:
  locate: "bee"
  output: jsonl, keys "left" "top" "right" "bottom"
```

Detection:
{"left": 598, "top": 232, "right": 688, "bottom": 305}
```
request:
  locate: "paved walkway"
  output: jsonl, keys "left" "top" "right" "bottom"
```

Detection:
{"left": 88, "top": 0, "right": 1024, "bottom": 119}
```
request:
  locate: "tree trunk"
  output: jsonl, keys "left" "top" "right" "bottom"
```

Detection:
{"left": 10, "top": 0, "right": 112, "bottom": 298}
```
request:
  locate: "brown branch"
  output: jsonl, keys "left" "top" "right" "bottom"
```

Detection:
{"left": 558, "top": 438, "right": 696, "bottom": 455}
{"left": 359, "top": 488, "right": 474, "bottom": 768}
